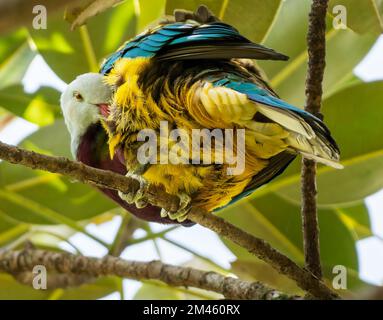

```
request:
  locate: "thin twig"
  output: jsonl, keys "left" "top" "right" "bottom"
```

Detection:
{"left": 0, "top": 114, "right": 14, "bottom": 132}
{"left": 127, "top": 226, "right": 179, "bottom": 245}
{"left": 20, "top": 215, "right": 142, "bottom": 292}
{"left": 109, "top": 215, "right": 142, "bottom": 256}
{"left": 79, "top": 25, "right": 99, "bottom": 72}
{"left": 70, "top": 0, "right": 124, "bottom": 30}
{"left": 362, "top": 287, "right": 383, "bottom": 300}
{"left": 300, "top": 0, "right": 329, "bottom": 279}
{"left": 0, "top": 248, "right": 297, "bottom": 300}
{"left": 0, "top": 140, "right": 338, "bottom": 299}
{"left": 162, "top": 236, "right": 229, "bottom": 274}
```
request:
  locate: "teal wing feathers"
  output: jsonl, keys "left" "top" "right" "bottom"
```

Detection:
{"left": 100, "top": 22, "right": 288, "bottom": 74}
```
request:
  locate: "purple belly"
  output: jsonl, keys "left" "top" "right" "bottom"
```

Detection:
{"left": 76, "top": 124, "right": 194, "bottom": 226}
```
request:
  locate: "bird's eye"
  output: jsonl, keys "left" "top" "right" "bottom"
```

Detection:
{"left": 73, "top": 91, "right": 83, "bottom": 101}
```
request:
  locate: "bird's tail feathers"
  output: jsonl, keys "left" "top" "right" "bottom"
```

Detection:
{"left": 300, "top": 151, "right": 343, "bottom": 169}
{"left": 286, "top": 132, "right": 343, "bottom": 169}
{"left": 255, "top": 104, "right": 343, "bottom": 169}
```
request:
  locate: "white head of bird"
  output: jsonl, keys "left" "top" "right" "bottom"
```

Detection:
{"left": 60, "top": 73, "right": 112, "bottom": 157}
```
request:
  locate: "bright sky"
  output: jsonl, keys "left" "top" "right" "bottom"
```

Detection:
{"left": 1, "top": 35, "right": 383, "bottom": 299}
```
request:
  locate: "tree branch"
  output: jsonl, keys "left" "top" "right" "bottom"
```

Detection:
{"left": 300, "top": 0, "right": 329, "bottom": 279}
{"left": 16, "top": 217, "right": 142, "bottom": 291}
{"left": 13, "top": 271, "right": 94, "bottom": 289}
{"left": 0, "top": 248, "right": 297, "bottom": 300}
{"left": 70, "top": 0, "right": 124, "bottom": 31}
{"left": 363, "top": 287, "right": 383, "bottom": 300}
{"left": 0, "top": 114, "right": 14, "bottom": 132}
{"left": 0, "top": 140, "right": 338, "bottom": 299}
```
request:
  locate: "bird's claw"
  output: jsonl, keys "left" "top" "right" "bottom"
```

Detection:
{"left": 160, "top": 193, "right": 192, "bottom": 223}
{"left": 118, "top": 173, "right": 149, "bottom": 208}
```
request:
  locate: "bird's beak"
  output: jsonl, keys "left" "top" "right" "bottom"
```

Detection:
{"left": 97, "top": 103, "right": 110, "bottom": 117}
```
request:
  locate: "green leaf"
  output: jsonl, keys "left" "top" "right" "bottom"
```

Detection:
{"left": 0, "top": 273, "right": 50, "bottom": 299}
{"left": 0, "top": 108, "right": 6, "bottom": 117}
{"left": 221, "top": 200, "right": 304, "bottom": 263}
{"left": 0, "top": 29, "right": 36, "bottom": 89}
{"left": 328, "top": 0, "right": 383, "bottom": 34}
{"left": 0, "top": 29, "right": 28, "bottom": 61}
{"left": 258, "top": 0, "right": 377, "bottom": 106}
{"left": 219, "top": 193, "right": 363, "bottom": 290}
{"left": 0, "top": 208, "right": 30, "bottom": 245}
{"left": 0, "top": 121, "right": 117, "bottom": 225}
{"left": 166, "top": 0, "right": 282, "bottom": 43}
{"left": 272, "top": 81, "right": 383, "bottom": 206}
{"left": 220, "top": 0, "right": 282, "bottom": 43}
{"left": 0, "top": 213, "right": 17, "bottom": 234}
{"left": 29, "top": 1, "right": 138, "bottom": 83}
{"left": 336, "top": 204, "right": 373, "bottom": 240}
{"left": 0, "top": 273, "right": 119, "bottom": 300}
{"left": 0, "top": 85, "right": 61, "bottom": 125}
{"left": 21, "top": 225, "right": 79, "bottom": 252}
{"left": 134, "top": 281, "right": 183, "bottom": 300}
{"left": 138, "top": 0, "right": 166, "bottom": 32}
{"left": 0, "top": 42, "right": 36, "bottom": 90}
{"left": 320, "top": 264, "right": 377, "bottom": 298}
{"left": 61, "top": 277, "right": 120, "bottom": 300}
{"left": 326, "top": 73, "right": 364, "bottom": 98}
{"left": 0, "top": 223, "right": 29, "bottom": 246}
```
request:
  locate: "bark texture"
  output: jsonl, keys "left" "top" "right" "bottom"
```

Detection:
{"left": 301, "top": 0, "right": 329, "bottom": 279}
{"left": 0, "top": 248, "right": 297, "bottom": 300}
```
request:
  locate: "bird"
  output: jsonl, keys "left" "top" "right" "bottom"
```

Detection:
{"left": 60, "top": 5, "right": 342, "bottom": 227}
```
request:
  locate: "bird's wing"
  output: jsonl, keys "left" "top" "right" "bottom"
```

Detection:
{"left": 184, "top": 74, "right": 341, "bottom": 205}
{"left": 192, "top": 74, "right": 341, "bottom": 167}
{"left": 226, "top": 151, "right": 297, "bottom": 206}
{"left": 100, "top": 22, "right": 288, "bottom": 74}
{"left": 225, "top": 77, "right": 340, "bottom": 164}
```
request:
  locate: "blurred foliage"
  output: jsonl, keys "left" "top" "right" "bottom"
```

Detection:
{"left": 328, "top": 0, "right": 383, "bottom": 34}
{"left": 0, "top": 29, "right": 36, "bottom": 89}
{"left": 0, "top": 0, "right": 382, "bottom": 299}
{"left": 0, "top": 121, "right": 116, "bottom": 225}
{"left": 0, "top": 274, "right": 121, "bottom": 300}
{"left": 0, "top": 85, "right": 61, "bottom": 126}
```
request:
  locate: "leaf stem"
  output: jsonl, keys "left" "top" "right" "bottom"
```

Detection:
{"left": 162, "top": 236, "right": 229, "bottom": 274}
{"left": 0, "top": 224, "right": 30, "bottom": 246}
{"left": 47, "top": 289, "right": 65, "bottom": 300}
{"left": 127, "top": 226, "right": 179, "bottom": 245}
{"left": 219, "top": 0, "right": 229, "bottom": 20}
{"left": 79, "top": 25, "right": 98, "bottom": 72}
